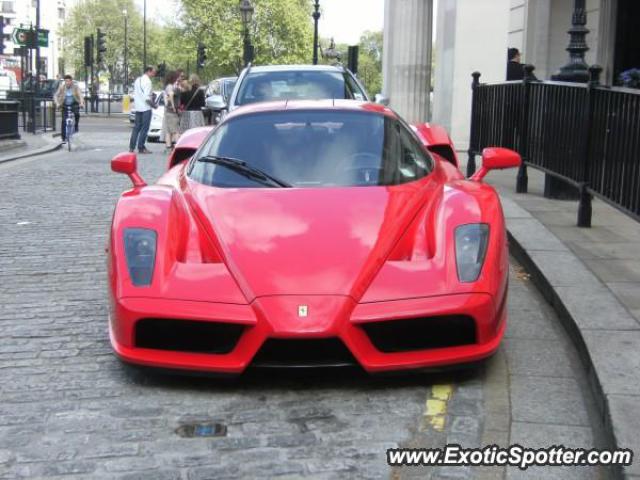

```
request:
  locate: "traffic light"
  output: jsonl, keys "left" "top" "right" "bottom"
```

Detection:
{"left": 157, "top": 62, "right": 166, "bottom": 78}
{"left": 96, "top": 28, "right": 106, "bottom": 63}
{"left": 348, "top": 46, "right": 359, "bottom": 75}
{"left": 197, "top": 43, "right": 206, "bottom": 69}
{"left": 0, "top": 17, "right": 4, "bottom": 55}
{"left": 84, "top": 36, "right": 93, "bottom": 67}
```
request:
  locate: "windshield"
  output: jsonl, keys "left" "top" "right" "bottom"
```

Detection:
{"left": 223, "top": 79, "right": 236, "bottom": 97}
{"left": 189, "top": 110, "right": 434, "bottom": 188}
{"left": 234, "top": 71, "right": 366, "bottom": 106}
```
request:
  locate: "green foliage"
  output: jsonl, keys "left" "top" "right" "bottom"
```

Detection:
{"left": 357, "top": 30, "right": 382, "bottom": 96}
{"left": 62, "top": 0, "right": 139, "bottom": 83}
{"left": 62, "top": 0, "right": 375, "bottom": 91}
{"left": 318, "top": 30, "right": 383, "bottom": 97}
{"left": 358, "top": 53, "right": 382, "bottom": 96}
{"left": 180, "top": 0, "right": 314, "bottom": 78}
{"left": 61, "top": 0, "right": 192, "bottom": 88}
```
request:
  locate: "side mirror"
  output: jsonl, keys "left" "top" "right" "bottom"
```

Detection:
{"left": 111, "top": 152, "right": 146, "bottom": 188}
{"left": 470, "top": 147, "right": 521, "bottom": 182}
{"left": 374, "top": 93, "right": 390, "bottom": 106}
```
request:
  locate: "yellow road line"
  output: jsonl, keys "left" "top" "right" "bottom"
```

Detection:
{"left": 424, "top": 384, "right": 453, "bottom": 432}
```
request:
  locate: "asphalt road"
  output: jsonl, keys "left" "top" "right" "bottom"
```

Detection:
{"left": 0, "top": 117, "right": 609, "bottom": 480}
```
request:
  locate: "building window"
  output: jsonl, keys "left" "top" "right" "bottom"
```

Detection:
{"left": 2, "top": 1, "right": 15, "bottom": 14}
{"left": 58, "top": 7, "right": 64, "bottom": 19}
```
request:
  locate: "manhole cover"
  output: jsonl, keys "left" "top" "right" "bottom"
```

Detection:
{"left": 175, "top": 423, "right": 227, "bottom": 438}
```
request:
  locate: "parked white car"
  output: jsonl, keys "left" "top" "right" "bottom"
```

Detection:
{"left": 129, "top": 91, "right": 165, "bottom": 142}
{"left": 147, "top": 101, "right": 165, "bottom": 142}
{"left": 204, "top": 77, "right": 237, "bottom": 124}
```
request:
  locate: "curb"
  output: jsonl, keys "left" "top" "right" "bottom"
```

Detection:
{"left": 0, "top": 139, "right": 27, "bottom": 154}
{"left": 0, "top": 137, "right": 62, "bottom": 164}
{"left": 503, "top": 197, "right": 639, "bottom": 479}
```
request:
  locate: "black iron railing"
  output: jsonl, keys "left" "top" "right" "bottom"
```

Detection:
{"left": 3, "top": 89, "right": 128, "bottom": 135}
{"left": 6, "top": 92, "right": 57, "bottom": 134}
{"left": 83, "top": 93, "right": 126, "bottom": 115}
{"left": 468, "top": 65, "right": 640, "bottom": 226}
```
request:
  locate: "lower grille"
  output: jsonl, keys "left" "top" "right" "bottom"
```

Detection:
{"left": 361, "top": 315, "right": 476, "bottom": 353}
{"left": 135, "top": 318, "right": 244, "bottom": 354}
{"left": 251, "top": 338, "right": 357, "bottom": 368}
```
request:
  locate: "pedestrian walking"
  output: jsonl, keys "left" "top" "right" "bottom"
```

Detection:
{"left": 54, "top": 74, "right": 84, "bottom": 143}
{"left": 179, "top": 74, "right": 206, "bottom": 133}
{"left": 129, "top": 66, "right": 157, "bottom": 154}
{"left": 162, "top": 71, "right": 181, "bottom": 151}
{"left": 90, "top": 78, "right": 100, "bottom": 112}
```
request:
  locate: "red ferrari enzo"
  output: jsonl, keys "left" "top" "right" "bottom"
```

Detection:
{"left": 108, "top": 100, "right": 520, "bottom": 374}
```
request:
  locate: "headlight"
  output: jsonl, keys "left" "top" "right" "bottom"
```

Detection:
{"left": 123, "top": 228, "right": 157, "bottom": 286}
{"left": 455, "top": 224, "right": 489, "bottom": 283}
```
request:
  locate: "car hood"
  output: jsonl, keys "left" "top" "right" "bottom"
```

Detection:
{"left": 186, "top": 179, "right": 440, "bottom": 301}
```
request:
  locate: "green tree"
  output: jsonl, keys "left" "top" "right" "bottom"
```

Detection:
{"left": 61, "top": 0, "right": 190, "bottom": 88}
{"left": 180, "top": 0, "right": 314, "bottom": 77}
{"left": 357, "top": 30, "right": 383, "bottom": 96}
{"left": 318, "top": 31, "right": 383, "bottom": 97}
{"left": 62, "top": 0, "right": 140, "bottom": 85}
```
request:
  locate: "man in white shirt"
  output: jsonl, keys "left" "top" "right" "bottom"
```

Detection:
{"left": 128, "top": 66, "right": 157, "bottom": 154}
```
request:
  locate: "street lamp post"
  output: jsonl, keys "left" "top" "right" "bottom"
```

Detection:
{"left": 35, "top": 0, "right": 40, "bottom": 81}
{"left": 143, "top": 0, "right": 147, "bottom": 68}
{"left": 546, "top": 0, "right": 590, "bottom": 200}
{"left": 123, "top": 9, "right": 128, "bottom": 91}
{"left": 551, "top": 0, "right": 590, "bottom": 83}
{"left": 312, "top": 0, "right": 320, "bottom": 65}
{"left": 239, "top": 0, "right": 254, "bottom": 67}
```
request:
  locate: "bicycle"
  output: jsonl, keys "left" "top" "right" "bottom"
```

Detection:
{"left": 63, "top": 105, "right": 76, "bottom": 152}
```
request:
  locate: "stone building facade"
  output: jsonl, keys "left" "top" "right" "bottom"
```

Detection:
{"left": 383, "top": 0, "right": 638, "bottom": 149}
{"left": 1, "top": 0, "right": 67, "bottom": 79}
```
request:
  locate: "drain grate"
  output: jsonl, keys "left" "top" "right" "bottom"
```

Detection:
{"left": 175, "top": 422, "right": 227, "bottom": 438}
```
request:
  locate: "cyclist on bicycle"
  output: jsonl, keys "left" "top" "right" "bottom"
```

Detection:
{"left": 54, "top": 74, "right": 84, "bottom": 143}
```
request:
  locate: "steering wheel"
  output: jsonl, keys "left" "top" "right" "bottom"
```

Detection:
{"left": 337, "top": 153, "right": 383, "bottom": 185}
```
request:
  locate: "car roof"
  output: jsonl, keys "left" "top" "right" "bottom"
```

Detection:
{"left": 225, "top": 99, "right": 397, "bottom": 120}
{"left": 245, "top": 64, "right": 346, "bottom": 74}
{"left": 210, "top": 76, "right": 237, "bottom": 83}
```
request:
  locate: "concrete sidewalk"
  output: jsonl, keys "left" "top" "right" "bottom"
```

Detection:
{"left": 488, "top": 165, "right": 640, "bottom": 479}
{"left": 0, "top": 131, "right": 61, "bottom": 164}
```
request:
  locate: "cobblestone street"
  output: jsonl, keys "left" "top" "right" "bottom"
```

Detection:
{"left": 0, "top": 118, "right": 608, "bottom": 479}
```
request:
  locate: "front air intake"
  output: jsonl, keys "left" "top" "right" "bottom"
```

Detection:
{"left": 135, "top": 318, "right": 244, "bottom": 354}
{"left": 251, "top": 338, "right": 357, "bottom": 368}
{"left": 361, "top": 315, "right": 476, "bottom": 353}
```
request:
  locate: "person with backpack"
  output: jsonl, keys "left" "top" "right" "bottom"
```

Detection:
{"left": 128, "top": 66, "right": 157, "bottom": 154}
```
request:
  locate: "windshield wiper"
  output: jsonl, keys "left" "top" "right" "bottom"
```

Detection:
{"left": 197, "top": 155, "right": 292, "bottom": 188}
